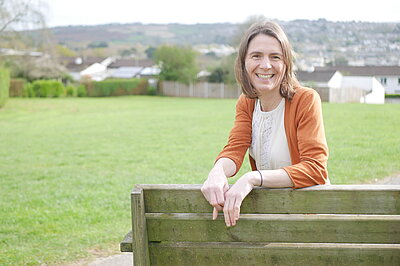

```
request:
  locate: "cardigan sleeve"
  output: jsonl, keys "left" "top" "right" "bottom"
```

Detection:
{"left": 283, "top": 90, "right": 329, "bottom": 188}
{"left": 215, "top": 94, "right": 253, "bottom": 176}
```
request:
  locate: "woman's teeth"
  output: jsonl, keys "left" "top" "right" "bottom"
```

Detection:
{"left": 257, "top": 74, "right": 274, "bottom": 79}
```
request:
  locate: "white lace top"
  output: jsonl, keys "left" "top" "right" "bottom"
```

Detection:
{"left": 249, "top": 98, "right": 292, "bottom": 170}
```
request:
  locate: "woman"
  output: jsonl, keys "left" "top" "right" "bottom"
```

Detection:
{"left": 201, "top": 20, "right": 329, "bottom": 227}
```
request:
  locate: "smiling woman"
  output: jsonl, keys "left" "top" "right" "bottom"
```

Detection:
{"left": 201, "top": 20, "right": 330, "bottom": 227}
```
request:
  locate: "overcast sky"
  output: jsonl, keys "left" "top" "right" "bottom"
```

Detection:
{"left": 44, "top": 0, "right": 400, "bottom": 27}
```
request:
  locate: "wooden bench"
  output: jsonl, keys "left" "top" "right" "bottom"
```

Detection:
{"left": 120, "top": 184, "right": 400, "bottom": 265}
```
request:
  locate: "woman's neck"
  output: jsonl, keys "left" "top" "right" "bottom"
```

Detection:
{"left": 258, "top": 92, "right": 283, "bottom": 112}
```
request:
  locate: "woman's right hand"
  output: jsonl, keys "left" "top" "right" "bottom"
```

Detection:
{"left": 201, "top": 164, "right": 229, "bottom": 220}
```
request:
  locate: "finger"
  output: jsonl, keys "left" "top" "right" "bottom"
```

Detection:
{"left": 215, "top": 189, "right": 226, "bottom": 207}
{"left": 230, "top": 197, "right": 237, "bottom": 226}
{"left": 233, "top": 197, "right": 241, "bottom": 226}
{"left": 209, "top": 192, "right": 218, "bottom": 207}
{"left": 223, "top": 198, "right": 232, "bottom": 227}
{"left": 212, "top": 207, "right": 219, "bottom": 220}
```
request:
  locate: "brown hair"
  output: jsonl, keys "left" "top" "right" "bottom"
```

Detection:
{"left": 235, "top": 20, "right": 299, "bottom": 100}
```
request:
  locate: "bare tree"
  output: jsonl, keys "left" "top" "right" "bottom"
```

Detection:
{"left": 0, "top": 1, "right": 66, "bottom": 81}
{"left": 0, "top": 0, "right": 47, "bottom": 33}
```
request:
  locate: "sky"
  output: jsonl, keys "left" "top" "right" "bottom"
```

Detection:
{"left": 44, "top": 0, "right": 400, "bottom": 27}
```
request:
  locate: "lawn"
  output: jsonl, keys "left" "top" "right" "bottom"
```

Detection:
{"left": 0, "top": 96, "right": 399, "bottom": 265}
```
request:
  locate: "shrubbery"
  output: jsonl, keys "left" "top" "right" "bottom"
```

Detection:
{"left": 82, "top": 78, "right": 147, "bottom": 97}
{"left": 16, "top": 78, "right": 150, "bottom": 98}
{"left": 22, "top": 80, "right": 87, "bottom": 98}
{"left": 32, "top": 80, "right": 65, "bottom": 97}
{"left": 385, "top": 94, "right": 400, "bottom": 98}
{"left": 0, "top": 68, "right": 10, "bottom": 108}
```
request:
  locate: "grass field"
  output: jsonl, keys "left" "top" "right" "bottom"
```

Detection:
{"left": 0, "top": 96, "right": 399, "bottom": 265}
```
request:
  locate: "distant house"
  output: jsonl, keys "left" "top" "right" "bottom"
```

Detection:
{"left": 315, "top": 66, "right": 400, "bottom": 94}
{"left": 62, "top": 57, "right": 160, "bottom": 81}
{"left": 297, "top": 68, "right": 385, "bottom": 104}
{"left": 80, "top": 57, "right": 115, "bottom": 81}
{"left": 60, "top": 56, "right": 107, "bottom": 80}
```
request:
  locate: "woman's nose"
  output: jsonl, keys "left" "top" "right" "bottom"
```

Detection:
{"left": 260, "top": 58, "right": 272, "bottom": 69}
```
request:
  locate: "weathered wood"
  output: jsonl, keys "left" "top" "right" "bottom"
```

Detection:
{"left": 120, "top": 231, "right": 133, "bottom": 252}
{"left": 121, "top": 184, "right": 400, "bottom": 265}
{"left": 140, "top": 184, "right": 400, "bottom": 214}
{"left": 131, "top": 188, "right": 150, "bottom": 266}
{"left": 149, "top": 242, "right": 400, "bottom": 266}
{"left": 146, "top": 213, "right": 400, "bottom": 244}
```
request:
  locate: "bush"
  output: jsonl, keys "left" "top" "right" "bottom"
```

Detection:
{"left": 65, "top": 85, "right": 78, "bottom": 97}
{"left": 23, "top": 83, "right": 35, "bottom": 97}
{"left": 83, "top": 78, "right": 148, "bottom": 97}
{"left": 385, "top": 94, "right": 400, "bottom": 98}
{"left": 77, "top": 85, "right": 87, "bottom": 97}
{"left": 31, "top": 80, "right": 65, "bottom": 97}
{"left": 0, "top": 68, "right": 10, "bottom": 108}
{"left": 147, "top": 86, "right": 157, "bottom": 95}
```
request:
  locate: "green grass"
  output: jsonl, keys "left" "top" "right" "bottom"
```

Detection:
{"left": 0, "top": 97, "right": 399, "bottom": 265}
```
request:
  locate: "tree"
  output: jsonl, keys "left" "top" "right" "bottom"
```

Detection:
{"left": 119, "top": 47, "right": 137, "bottom": 58}
{"left": 208, "top": 53, "right": 237, "bottom": 84}
{"left": 0, "top": 0, "right": 46, "bottom": 33}
{"left": 155, "top": 45, "right": 198, "bottom": 84}
{"left": 0, "top": 0, "right": 66, "bottom": 81}
{"left": 56, "top": 44, "right": 77, "bottom": 57}
{"left": 87, "top": 41, "right": 109, "bottom": 49}
{"left": 145, "top": 46, "right": 156, "bottom": 59}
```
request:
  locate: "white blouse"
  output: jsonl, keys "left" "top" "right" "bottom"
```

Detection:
{"left": 249, "top": 98, "right": 292, "bottom": 170}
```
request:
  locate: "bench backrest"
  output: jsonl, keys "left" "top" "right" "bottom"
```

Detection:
{"left": 126, "top": 184, "right": 400, "bottom": 266}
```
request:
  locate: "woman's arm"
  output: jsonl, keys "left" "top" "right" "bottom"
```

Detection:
{"left": 202, "top": 95, "right": 253, "bottom": 219}
{"left": 215, "top": 94, "right": 253, "bottom": 176}
{"left": 284, "top": 89, "right": 329, "bottom": 188}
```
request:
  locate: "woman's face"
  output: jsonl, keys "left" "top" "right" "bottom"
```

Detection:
{"left": 245, "top": 34, "right": 286, "bottom": 96}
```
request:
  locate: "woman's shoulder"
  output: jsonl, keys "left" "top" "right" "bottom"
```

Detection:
{"left": 290, "top": 86, "right": 321, "bottom": 105}
{"left": 293, "top": 86, "right": 320, "bottom": 99}
{"left": 237, "top": 93, "right": 256, "bottom": 109}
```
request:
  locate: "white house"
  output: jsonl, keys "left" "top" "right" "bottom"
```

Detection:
{"left": 298, "top": 69, "right": 385, "bottom": 104}
{"left": 72, "top": 57, "right": 160, "bottom": 81}
{"left": 315, "top": 66, "right": 400, "bottom": 94}
{"left": 341, "top": 76, "right": 385, "bottom": 104}
{"left": 80, "top": 57, "right": 116, "bottom": 81}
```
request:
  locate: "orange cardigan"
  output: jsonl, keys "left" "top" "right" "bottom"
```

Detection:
{"left": 216, "top": 87, "right": 329, "bottom": 189}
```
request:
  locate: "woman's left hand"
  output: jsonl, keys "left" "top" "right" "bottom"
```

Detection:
{"left": 223, "top": 172, "right": 259, "bottom": 227}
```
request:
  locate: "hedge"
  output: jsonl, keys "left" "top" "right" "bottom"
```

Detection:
{"left": 82, "top": 78, "right": 148, "bottom": 97}
{"left": 23, "top": 80, "right": 65, "bottom": 98}
{"left": 0, "top": 68, "right": 10, "bottom": 108}
{"left": 385, "top": 94, "right": 400, "bottom": 98}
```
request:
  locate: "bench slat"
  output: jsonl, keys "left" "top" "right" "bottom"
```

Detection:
{"left": 131, "top": 188, "right": 150, "bottom": 265}
{"left": 140, "top": 185, "right": 400, "bottom": 214}
{"left": 120, "top": 231, "right": 133, "bottom": 252}
{"left": 149, "top": 242, "right": 400, "bottom": 266}
{"left": 146, "top": 213, "right": 400, "bottom": 244}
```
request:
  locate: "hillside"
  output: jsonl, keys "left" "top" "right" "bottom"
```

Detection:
{"left": 50, "top": 20, "right": 400, "bottom": 67}
{"left": 52, "top": 23, "right": 239, "bottom": 47}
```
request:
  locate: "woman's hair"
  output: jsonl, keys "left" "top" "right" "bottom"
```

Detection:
{"left": 235, "top": 20, "right": 300, "bottom": 100}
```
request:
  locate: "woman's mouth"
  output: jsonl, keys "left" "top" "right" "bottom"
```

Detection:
{"left": 256, "top": 73, "right": 274, "bottom": 80}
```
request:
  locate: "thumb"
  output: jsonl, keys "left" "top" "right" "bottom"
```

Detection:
{"left": 223, "top": 182, "right": 229, "bottom": 193}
